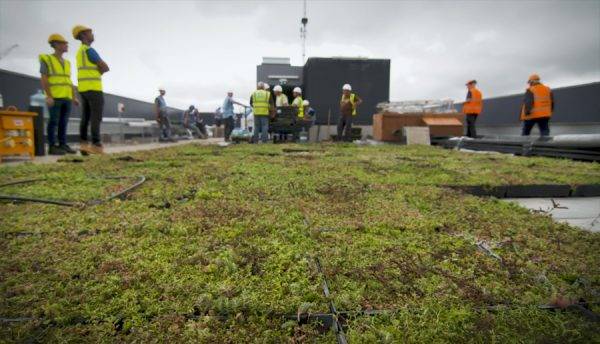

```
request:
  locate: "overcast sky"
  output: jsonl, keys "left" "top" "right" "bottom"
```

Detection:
{"left": 1, "top": 0, "right": 599, "bottom": 111}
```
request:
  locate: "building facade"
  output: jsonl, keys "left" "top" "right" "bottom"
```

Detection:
{"left": 0, "top": 68, "right": 182, "bottom": 119}
{"left": 257, "top": 57, "right": 391, "bottom": 125}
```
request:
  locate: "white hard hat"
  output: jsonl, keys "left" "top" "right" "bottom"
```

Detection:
{"left": 273, "top": 85, "right": 283, "bottom": 92}
{"left": 257, "top": 81, "right": 264, "bottom": 88}
{"left": 342, "top": 84, "right": 352, "bottom": 91}
{"left": 293, "top": 87, "right": 302, "bottom": 94}
{"left": 158, "top": 86, "right": 165, "bottom": 91}
{"left": 264, "top": 83, "right": 270, "bottom": 90}
{"left": 302, "top": 100, "right": 310, "bottom": 106}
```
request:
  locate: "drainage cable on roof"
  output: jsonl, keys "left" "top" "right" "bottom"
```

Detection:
{"left": 0, "top": 175, "right": 146, "bottom": 207}
{"left": 314, "top": 256, "right": 348, "bottom": 344}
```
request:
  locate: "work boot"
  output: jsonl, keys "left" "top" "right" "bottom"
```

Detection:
{"left": 59, "top": 144, "right": 76, "bottom": 154}
{"left": 88, "top": 143, "right": 104, "bottom": 154}
{"left": 80, "top": 141, "right": 91, "bottom": 155}
{"left": 48, "top": 145, "right": 66, "bottom": 155}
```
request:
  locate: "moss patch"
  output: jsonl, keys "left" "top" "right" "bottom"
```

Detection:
{"left": 1, "top": 143, "right": 599, "bottom": 342}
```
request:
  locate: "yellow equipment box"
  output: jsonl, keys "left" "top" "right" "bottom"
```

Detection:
{"left": 0, "top": 109, "right": 37, "bottom": 162}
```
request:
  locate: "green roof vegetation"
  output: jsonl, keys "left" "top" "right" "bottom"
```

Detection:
{"left": 1, "top": 143, "right": 599, "bottom": 342}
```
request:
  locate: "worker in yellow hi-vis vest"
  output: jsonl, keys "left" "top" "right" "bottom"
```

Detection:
{"left": 273, "top": 85, "right": 289, "bottom": 107}
{"left": 39, "top": 34, "right": 80, "bottom": 155}
{"left": 72, "top": 25, "right": 110, "bottom": 154}
{"left": 250, "top": 82, "right": 274, "bottom": 143}
{"left": 338, "top": 84, "right": 362, "bottom": 142}
{"left": 291, "top": 87, "right": 304, "bottom": 119}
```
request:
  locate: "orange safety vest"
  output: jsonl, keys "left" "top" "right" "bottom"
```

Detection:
{"left": 462, "top": 87, "right": 482, "bottom": 115}
{"left": 520, "top": 83, "right": 552, "bottom": 121}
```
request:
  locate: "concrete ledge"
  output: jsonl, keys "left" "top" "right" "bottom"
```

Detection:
{"left": 573, "top": 184, "right": 600, "bottom": 197}
{"left": 449, "top": 184, "right": 600, "bottom": 198}
{"left": 505, "top": 184, "right": 572, "bottom": 198}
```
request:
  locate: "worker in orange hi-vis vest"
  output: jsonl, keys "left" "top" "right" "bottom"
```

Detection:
{"left": 520, "top": 74, "right": 554, "bottom": 137}
{"left": 462, "top": 80, "right": 482, "bottom": 138}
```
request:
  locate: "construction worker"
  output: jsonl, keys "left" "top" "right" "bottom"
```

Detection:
{"left": 273, "top": 85, "right": 289, "bottom": 107}
{"left": 222, "top": 91, "right": 245, "bottom": 141}
{"left": 291, "top": 87, "right": 304, "bottom": 118}
{"left": 264, "top": 83, "right": 270, "bottom": 91}
{"left": 39, "top": 34, "right": 79, "bottom": 155}
{"left": 521, "top": 74, "right": 554, "bottom": 136}
{"left": 183, "top": 105, "right": 207, "bottom": 139}
{"left": 72, "top": 25, "right": 109, "bottom": 154}
{"left": 299, "top": 99, "right": 313, "bottom": 140}
{"left": 291, "top": 88, "right": 304, "bottom": 142}
{"left": 250, "top": 82, "right": 274, "bottom": 143}
{"left": 338, "top": 84, "right": 362, "bottom": 142}
{"left": 155, "top": 87, "right": 175, "bottom": 142}
{"left": 462, "top": 80, "right": 483, "bottom": 138}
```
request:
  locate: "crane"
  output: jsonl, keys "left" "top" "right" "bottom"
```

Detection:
{"left": 300, "top": 0, "right": 308, "bottom": 63}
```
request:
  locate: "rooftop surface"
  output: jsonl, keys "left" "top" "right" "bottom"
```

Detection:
{"left": 1, "top": 143, "right": 599, "bottom": 342}
{"left": 506, "top": 197, "right": 600, "bottom": 232}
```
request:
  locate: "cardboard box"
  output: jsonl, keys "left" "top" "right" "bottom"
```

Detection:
{"left": 373, "top": 112, "right": 464, "bottom": 142}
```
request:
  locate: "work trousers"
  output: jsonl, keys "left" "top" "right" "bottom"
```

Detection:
{"left": 465, "top": 114, "right": 478, "bottom": 138}
{"left": 47, "top": 99, "right": 71, "bottom": 146}
{"left": 158, "top": 111, "right": 172, "bottom": 140}
{"left": 223, "top": 117, "right": 235, "bottom": 141}
{"left": 253, "top": 115, "right": 269, "bottom": 143}
{"left": 297, "top": 121, "right": 311, "bottom": 142}
{"left": 185, "top": 123, "right": 207, "bottom": 139}
{"left": 522, "top": 117, "right": 550, "bottom": 136}
{"left": 79, "top": 91, "right": 104, "bottom": 145}
{"left": 337, "top": 115, "right": 353, "bottom": 142}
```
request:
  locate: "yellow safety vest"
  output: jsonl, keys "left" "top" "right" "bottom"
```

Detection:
{"left": 293, "top": 96, "right": 304, "bottom": 118}
{"left": 76, "top": 44, "right": 102, "bottom": 92}
{"left": 276, "top": 94, "right": 288, "bottom": 107}
{"left": 252, "top": 89, "right": 270, "bottom": 116}
{"left": 39, "top": 54, "right": 73, "bottom": 100}
{"left": 340, "top": 93, "right": 357, "bottom": 116}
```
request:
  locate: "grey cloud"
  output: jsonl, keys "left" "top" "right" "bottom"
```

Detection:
{"left": 0, "top": 0, "right": 598, "bottom": 111}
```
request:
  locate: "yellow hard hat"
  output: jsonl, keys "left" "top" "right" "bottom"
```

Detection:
{"left": 72, "top": 25, "right": 91, "bottom": 39}
{"left": 48, "top": 33, "right": 67, "bottom": 44}
{"left": 528, "top": 74, "right": 540, "bottom": 82}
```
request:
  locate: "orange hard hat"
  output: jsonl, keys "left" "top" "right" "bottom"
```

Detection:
{"left": 72, "top": 25, "right": 91, "bottom": 39}
{"left": 48, "top": 33, "right": 67, "bottom": 44}
{"left": 528, "top": 74, "right": 540, "bottom": 82}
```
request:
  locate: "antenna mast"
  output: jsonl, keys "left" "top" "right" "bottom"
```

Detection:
{"left": 300, "top": 0, "right": 308, "bottom": 63}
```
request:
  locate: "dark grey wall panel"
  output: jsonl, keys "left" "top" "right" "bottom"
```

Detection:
{"left": 457, "top": 82, "right": 600, "bottom": 125}
{"left": 197, "top": 112, "right": 216, "bottom": 125}
{"left": 0, "top": 68, "right": 182, "bottom": 120}
{"left": 257, "top": 64, "right": 303, "bottom": 87}
{"left": 303, "top": 58, "right": 390, "bottom": 125}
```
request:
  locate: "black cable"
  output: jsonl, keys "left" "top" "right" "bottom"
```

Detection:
{"left": 106, "top": 175, "right": 146, "bottom": 202}
{"left": 315, "top": 257, "right": 348, "bottom": 344}
{"left": 0, "top": 175, "right": 146, "bottom": 207}
{"left": 0, "top": 178, "right": 43, "bottom": 188}
{"left": 0, "top": 195, "right": 81, "bottom": 207}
